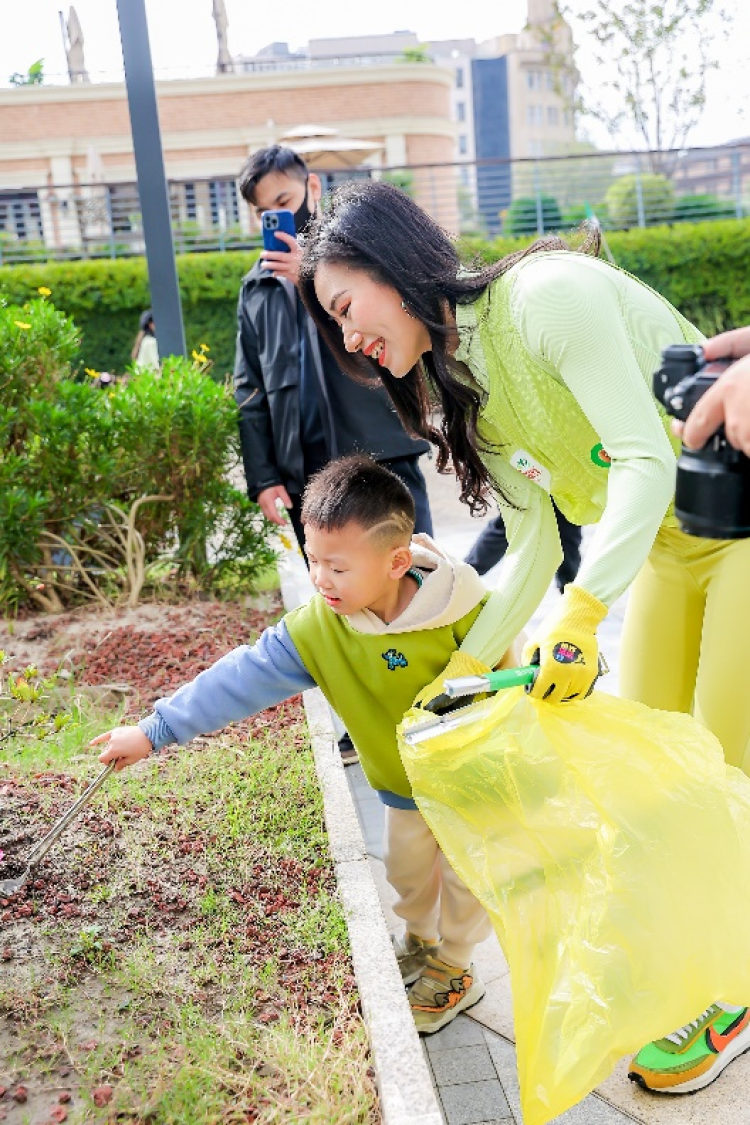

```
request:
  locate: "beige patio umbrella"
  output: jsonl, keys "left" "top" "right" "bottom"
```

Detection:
{"left": 66, "top": 6, "right": 89, "bottom": 83}
{"left": 212, "top": 0, "right": 233, "bottom": 73}
{"left": 279, "top": 125, "right": 383, "bottom": 170}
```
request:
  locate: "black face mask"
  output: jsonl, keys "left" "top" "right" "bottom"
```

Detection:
{"left": 293, "top": 178, "right": 315, "bottom": 234}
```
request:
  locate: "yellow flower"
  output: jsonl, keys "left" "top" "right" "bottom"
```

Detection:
{"left": 14, "top": 320, "right": 31, "bottom": 330}
{"left": 37, "top": 286, "right": 51, "bottom": 297}
{"left": 278, "top": 533, "right": 293, "bottom": 550}
{"left": 200, "top": 342, "right": 210, "bottom": 352}
{"left": 85, "top": 367, "right": 100, "bottom": 378}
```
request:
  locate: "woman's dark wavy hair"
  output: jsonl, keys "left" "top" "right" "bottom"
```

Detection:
{"left": 298, "top": 179, "right": 600, "bottom": 514}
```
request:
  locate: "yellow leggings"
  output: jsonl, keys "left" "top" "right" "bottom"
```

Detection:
{"left": 620, "top": 524, "right": 750, "bottom": 773}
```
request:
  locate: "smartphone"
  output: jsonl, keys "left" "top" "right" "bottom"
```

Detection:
{"left": 261, "top": 209, "right": 296, "bottom": 253}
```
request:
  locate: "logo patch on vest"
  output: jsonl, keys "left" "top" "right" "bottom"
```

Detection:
{"left": 382, "top": 648, "right": 408, "bottom": 671}
{"left": 509, "top": 449, "right": 551, "bottom": 491}
{"left": 590, "top": 443, "right": 612, "bottom": 468}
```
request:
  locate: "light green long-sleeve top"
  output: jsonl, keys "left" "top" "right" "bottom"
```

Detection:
{"left": 457, "top": 250, "right": 703, "bottom": 668}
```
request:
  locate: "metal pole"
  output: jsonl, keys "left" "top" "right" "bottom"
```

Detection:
{"left": 105, "top": 187, "right": 116, "bottom": 259}
{"left": 635, "top": 157, "right": 646, "bottom": 228}
{"left": 534, "top": 162, "right": 544, "bottom": 234}
{"left": 732, "top": 150, "right": 744, "bottom": 220}
{"left": 115, "top": 0, "right": 186, "bottom": 359}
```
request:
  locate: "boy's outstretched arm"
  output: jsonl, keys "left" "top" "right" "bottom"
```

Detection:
{"left": 89, "top": 620, "right": 315, "bottom": 771}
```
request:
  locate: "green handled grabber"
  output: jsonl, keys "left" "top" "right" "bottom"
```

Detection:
{"left": 405, "top": 665, "right": 539, "bottom": 742}
{"left": 443, "top": 665, "right": 538, "bottom": 699}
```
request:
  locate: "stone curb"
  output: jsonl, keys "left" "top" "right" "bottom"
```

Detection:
{"left": 278, "top": 552, "right": 444, "bottom": 1125}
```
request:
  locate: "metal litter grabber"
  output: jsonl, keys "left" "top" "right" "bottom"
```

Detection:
{"left": 0, "top": 762, "right": 116, "bottom": 895}
{"left": 444, "top": 665, "right": 538, "bottom": 699}
{"left": 405, "top": 666, "right": 538, "bottom": 743}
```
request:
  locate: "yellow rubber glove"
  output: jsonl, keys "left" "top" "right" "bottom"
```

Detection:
{"left": 413, "top": 650, "right": 491, "bottom": 713}
{"left": 522, "top": 585, "right": 608, "bottom": 703}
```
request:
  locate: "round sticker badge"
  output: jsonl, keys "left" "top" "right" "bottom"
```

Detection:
{"left": 591, "top": 443, "right": 612, "bottom": 468}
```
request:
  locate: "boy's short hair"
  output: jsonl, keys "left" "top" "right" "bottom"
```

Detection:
{"left": 238, "top": 145, "right": 309, "bottom": 204}
{"left": 301, "top": 456, "right": 415, "bottom": 546}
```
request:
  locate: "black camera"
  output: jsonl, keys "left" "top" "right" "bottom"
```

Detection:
{"left": 653, "top": 344, "right": 750, "bottom": 539}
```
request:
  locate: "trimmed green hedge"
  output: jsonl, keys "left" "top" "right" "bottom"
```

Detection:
{"left": 0, "top": 251, "right": 260, "bottom": 378}
{"left": 462, "top": 216, "right": 750, "bottom": 336}
{"left": 2, "top": 218, "right": 750, "bottom": 375}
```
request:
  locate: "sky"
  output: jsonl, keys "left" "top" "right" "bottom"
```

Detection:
{"left": 1, "top": 0, "right": 748, "bottom": 150}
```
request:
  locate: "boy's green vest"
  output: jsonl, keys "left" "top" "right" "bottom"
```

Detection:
{"left": 286, "top": 594, "right": 487, "bottom": 798}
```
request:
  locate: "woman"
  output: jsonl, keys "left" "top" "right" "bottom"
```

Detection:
{"left": 299, "top": 179, "right": 750, "bottom": 1094}
{"left": 131, "top": 309, "right": 159, "bottom": 371}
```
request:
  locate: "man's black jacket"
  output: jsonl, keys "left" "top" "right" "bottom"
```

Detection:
{"left": 233, "top": 260, "right": 429, "bottom": 500}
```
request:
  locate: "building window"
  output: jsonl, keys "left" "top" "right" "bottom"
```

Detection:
{"left": 527, "top": 105, "right": 543, "bottom": 127}
{"left": 459, "top": 166, "right": 470, "bottom": 186}
{"left": 456, "top": 66, "right": 464, "bottom": 88}
{"left": 0, "top": 191, "right": 43, "bottom": 241}
{"left": 547, "top": 106, "right": 559, "bottom": 126}
{"left": 209, "top": 180, "right": 239, "bottom": 227}
{"left": 563, "top": 109, "right": 571, "bottom": 127}
{"left": 458, "top": 134, "right": 468, "bottom": 155}
{"left": 526, "top": 70, "right": 540, "bottom": 90}
{"left": 457, "top": 101, "right": 465, "bottom": 122}
{"left": 184, "top": 182, "right": 197, "bottom": 220}
{"left": 546, "top": 70, "right": 555, "bottom": 91}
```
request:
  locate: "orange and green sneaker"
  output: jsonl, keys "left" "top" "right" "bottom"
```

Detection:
{"left": 629, "top": 1004, "right": 750, "bottom": 1094}
{"left": 408, "top": 955, "right": 485, "bottom": 1035}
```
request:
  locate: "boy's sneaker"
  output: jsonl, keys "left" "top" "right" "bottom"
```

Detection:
{"left": 629, "top": 1004, "right": 750, "bottom": 1094}
{"left": 391, "top": 932, "right": 440, "bottom": 985}
{"left": 408, "top": 955, "right": 485, "bottom": 1034}
{"left": 338, "top": 734, "right": 358, "bottom": 766}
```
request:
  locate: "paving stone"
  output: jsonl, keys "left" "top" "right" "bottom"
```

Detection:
{"left": 484, "top": 1028, "right": 640, "bottom": 1124}
{"left": 425, "top": 1013, "right": 487, "bottom": 1054}
{"left": 427, "top": 1044, "right": 498, "bottom": 1087}
{"left": 439, "top": 1079, "right": 513, "bottom": 1125}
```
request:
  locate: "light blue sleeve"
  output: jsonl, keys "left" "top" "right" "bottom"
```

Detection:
{"left": 137, "top": 618, "right": 315, "bottom": 751}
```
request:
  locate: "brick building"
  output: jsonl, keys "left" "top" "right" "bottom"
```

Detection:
{"left": 0, "top": 61, "right": 456, "bottom": 252}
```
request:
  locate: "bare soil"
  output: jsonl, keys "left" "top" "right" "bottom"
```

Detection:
{"left": 0, "top": 597, "right": 373, "bottom": 1124}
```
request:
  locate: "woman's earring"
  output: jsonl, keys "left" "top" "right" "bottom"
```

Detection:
{"left": 401, "top": 299, "right": 415, "bottom": 318}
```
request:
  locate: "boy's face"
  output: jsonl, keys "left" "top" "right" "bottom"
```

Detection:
{"left": 304, "top": 522, "right": 411, "bottom": 618}
{"left": 250, "top": 170, "right": 322, "bottom": 225}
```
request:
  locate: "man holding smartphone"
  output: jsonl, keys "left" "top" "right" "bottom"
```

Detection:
{"left": 234, "top": 145, "right": 433, "bottom": 554}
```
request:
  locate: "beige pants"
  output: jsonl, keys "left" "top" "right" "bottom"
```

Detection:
{"left": 384, "top": 805, "right": 492, "bottom": 969}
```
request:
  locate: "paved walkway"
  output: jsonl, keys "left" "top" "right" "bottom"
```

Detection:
{"left": 284, "top": 453, "right": 750, "bottom": 1123}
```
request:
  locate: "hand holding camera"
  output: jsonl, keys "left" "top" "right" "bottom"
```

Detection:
{"left": 679, "top": 328, "right": 750, "bottom": 457}
{"left": 653, "top": 341, "right": 750, "bottom": 539}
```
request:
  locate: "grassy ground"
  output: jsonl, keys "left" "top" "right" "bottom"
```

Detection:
{"left": 0, "top": 605, "right": 377, "bottom": 1124}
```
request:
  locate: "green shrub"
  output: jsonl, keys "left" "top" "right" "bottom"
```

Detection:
{"left": 605, "top": 173, "right": 675, "bottom": 228}
{"left": 673, "top": 194, "right": 736, "bottom": 223}
{"left": 4, "top": 216, "right": 750, "bottom": 391}
{"left": 0, "top": 294, "right": 275, "bottom": 613}
{"left": 459, "top": 217, "right": 750, "bottom": 337}
{"left": 0, "top": 251, "right": 261, "bottom": 379}
{"left": 561, "top": 202, "right": 612, "bottom": 231}
{"left": 505, "top": 195, "right": 563, "bottom": 236}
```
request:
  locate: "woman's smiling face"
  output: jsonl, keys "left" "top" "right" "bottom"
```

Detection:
{"left": 314, "top": 262, "right": 431, "bottom": 378}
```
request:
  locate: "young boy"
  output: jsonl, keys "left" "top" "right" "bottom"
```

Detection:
{"left": 94, "top": 456, "right": 506, "bottom": 1035}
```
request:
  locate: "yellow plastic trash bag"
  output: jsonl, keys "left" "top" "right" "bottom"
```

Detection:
{"left": 398, "top": 688, "right": 750, "bottom": 1125}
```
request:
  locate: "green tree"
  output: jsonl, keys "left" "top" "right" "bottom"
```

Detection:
{"left": 505, "top": 195, "right": 563, "bottom": 236}
{"left": 9, "top": 59, "right": 44, "bottom": 86}
{"left": 397, "top": 46, "right": 432, "bottom": 63}
{"left": 563, "top": 0, "right": 729, "bottom": 170}
{"left": 605, "top": 172, "right": 675, "bottom": 227}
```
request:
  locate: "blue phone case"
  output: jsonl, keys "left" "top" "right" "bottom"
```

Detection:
{"left": 261, "top": 209, "right": 296, "bottom": 253}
